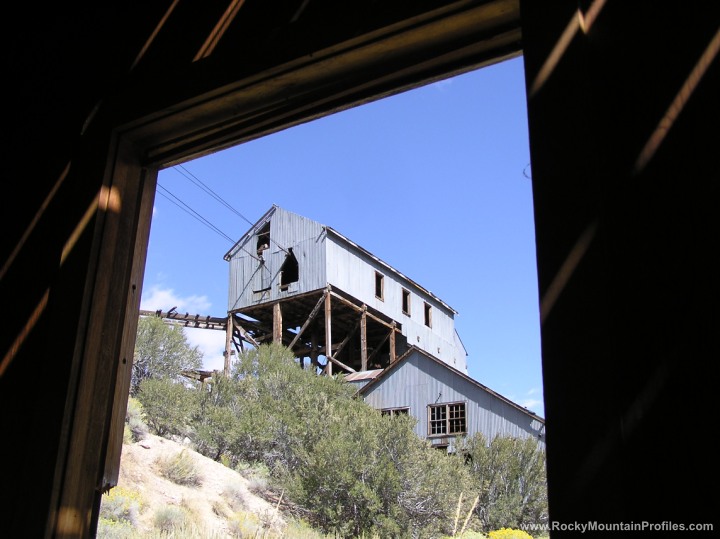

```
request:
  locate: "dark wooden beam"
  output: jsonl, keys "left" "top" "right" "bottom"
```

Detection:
{"left": 288, "top": 289, "right": 328, "bottom": 349}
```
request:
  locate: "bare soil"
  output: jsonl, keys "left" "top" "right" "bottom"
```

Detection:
{"left": 113, "top": 434, "right": 285, "bottom": 537}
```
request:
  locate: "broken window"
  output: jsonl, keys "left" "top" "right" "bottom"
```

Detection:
{"left": 256, "top": 222, "right": 270, "bottom": 255}
{"left": 280, "top": 249, "right": 299, "bottom": 288}
{"left": 402, "top": 288, "right": 411, "bottom": 315}
{"left": 428, "top": 402, "right": 466, "bottom": 436}
{"left": 424, "top": 302, "right": 432, "bottom": 327}
{"left": 381, "top": 407, "right": 409, "bottom": 417}
{"left": 375, "top": 271, "right": 384, "bottom": 300}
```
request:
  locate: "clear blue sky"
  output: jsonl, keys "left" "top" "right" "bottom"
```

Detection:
{"left": 141, "top": 55, "right": 545, "bottom": 417}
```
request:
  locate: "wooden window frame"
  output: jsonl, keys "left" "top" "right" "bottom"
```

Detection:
{"left": 381, "top": 406, "right": 410, "bottom": 417}
{"left": 375, "top": 271, "right": 385, "bottom": 301}
{"left": 424, "top": 301, "right": 432, "bottom": 327}
{"left": 428, "top": 401, "right": 467, "bottom": 437}
{"left": 402, "top": 288, "right": 411, "bottom": 315}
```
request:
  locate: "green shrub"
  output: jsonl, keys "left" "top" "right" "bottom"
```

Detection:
{"left": 99, "top": 486, "right": 142, "bottom": 526}
{"left": 283, "top": 519, "right": 334, "bottom": 538}
{"left": 153, "top": 504, "right": 190, "bottom": 533}
{"left": 227, "top": 511, "right": 261, "bottom": 537}
{"left": 221, "top": 480, "right": 247, "bottom": 511}
{"left": 137, "top": 378, "right": 199, "bottom": 437}
{"left": 125, "top": 396, "right": 148, "bottom": 442}
{"left": 157, "top": 449, "right": 202, "bottom": 486}
{"left": 96, "top": 517, "right": 135, "bottom": 539}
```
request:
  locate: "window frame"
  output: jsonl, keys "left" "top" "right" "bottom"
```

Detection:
{"left": 402, "top": 288, "right": 411, "bottom": 315}
{"left": 424, "top": 301, "right": 432, "bottom": 327}
{"left": 427, "top": 401, "right": 467, "bottom": 437}
{"left": 381, "top": 406, "right": 410, "bottom": 417}
{"left": 375, "top": 271, "right": 385, "bottom": 301}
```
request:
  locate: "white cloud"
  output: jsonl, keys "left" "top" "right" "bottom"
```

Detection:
{"left": 141, "top": 285, "right": 211, "bottom": 314}
{"left": 184, "top": 327, "right": 227, "bottom": 372}
{"left": 141, "top": 285, "right": 223, "bottom": 371}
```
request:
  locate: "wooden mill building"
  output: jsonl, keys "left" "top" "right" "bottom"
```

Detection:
{"left": 225, "top": 205, "right": 543, "bottom": 449}
{"left": 224, "top": 205, "right": 469, "bottom": 375}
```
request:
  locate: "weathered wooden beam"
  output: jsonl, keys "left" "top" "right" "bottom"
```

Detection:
{"left": 139, "top": 309, "right": 229, "bottom": 330}
{"left": 325, "top": 292, "right": 332, "bottom": 376}
{"left": 333, "top": 317, "right": 361, "bottom": 360}
{"left": 367, "top": 331, "right": 391, "bottom": 365}
{"left": 224, "top": 315, "right": 233, "bottom": 376}
{"left": 329, "top": 291, "right": 396, "bottom": 330}
{"left": 288, "top": 290, "right": 328, "bottom": 349}
{"left": 361, "top": 308, "right": 368, "bottom": 371}
{"left": 326, "top": 354, "right": 356, "bottom": 374}
{"left": 273, "top": 302, "right": 283, "bottom": 343}
{"left": 389, "top": 321, "right": 397, "bottom": 363}
{"left": 232, "top": 316, "right": 260, "bottom": 347}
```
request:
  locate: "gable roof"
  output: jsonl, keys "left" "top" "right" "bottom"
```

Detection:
{"left": 357, "top": 345, "right": 544, "bottom": 422}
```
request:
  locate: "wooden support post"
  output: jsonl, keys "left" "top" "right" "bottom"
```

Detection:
{"left": 311, "top": 331, "right": 319, "bottom": 370}
{"left": 324, "top": 292, "right": 332, "bottom": 376}
{"left": 273, "top": 302, "right": 283, "bottom": 343}
{"left": 224, "top": 314, "right": 233, "bottom": 376}
{"left": 360, "top": 307, "right": 368, "bottom": 371}
{"left": 389, "top": 322, "right": 396, "bottom": 364}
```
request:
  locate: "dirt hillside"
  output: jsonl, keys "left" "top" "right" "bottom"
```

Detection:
{"left": 110, "top": 434, "right": 287, "bottom": 537}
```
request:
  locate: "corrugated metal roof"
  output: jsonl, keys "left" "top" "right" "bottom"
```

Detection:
{"left": 343, "top": 369, "right": 384, "bottom": 382}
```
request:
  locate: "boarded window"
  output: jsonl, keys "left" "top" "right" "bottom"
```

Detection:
{"left": 375, "top": 272, "right": 384, "bottom": 300}
{"left": 256, "top": 222, "right": 270, "bottom": 255}
{"left": 280, "top": 249, "right": 299, "bottom": 288}
{"left": 402, "top": 289, "right": 411, "bottom": 315}
{"left": 428, "top": 402, "right": 466, "bottom": 436}
{"left": 424, "top": 302, "right": 432, "bottom": 327}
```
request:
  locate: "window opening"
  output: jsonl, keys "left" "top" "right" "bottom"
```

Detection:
{"left": 428, "top": 402, "right": 466, "bottom": 436}
{"left": 402, "top": 288, "right": 411, "bottom": 315}
{"left": 381, "top": 407, "right": 410, "bottom": 417}
{"left": 375, "top": 272, "right": 384, "bottom": 300}
{"left": 256, "top": 222, "right": 270, "bottom": 255}
{"left": 424, "top": 302, "right": 432, "bottom": 327}
{"left": 280, "top": 248, "right": 299, "bottom": 289}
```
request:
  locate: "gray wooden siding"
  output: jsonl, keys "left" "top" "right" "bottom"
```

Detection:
{"left": 227, "top": 207, "right": 327, "bottom": 311}
{"left": 326, "top": 237, "right": 465, "bottom": 370}
{"left": 361, "top": 350, "right": 544, "bottom": 449}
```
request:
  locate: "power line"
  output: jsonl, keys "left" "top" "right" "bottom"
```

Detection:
{"left": 156, "top": 184, "right": 235, "bottom": 243}
{"left": 157, "top": 183, "right": 263, "bottom": 261}
{"left": 174, "top": 164, "right": 254, "bottom": 226}
{"left": 172, "top": 164, "right": 290, "bottom": 254}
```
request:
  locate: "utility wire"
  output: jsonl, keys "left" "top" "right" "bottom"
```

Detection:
{"left": 173, "top": 164, "right": 290, "bottom": 254}
{"left": 174, "top": 164, "right": 255, "bottom": 226}
{"left": 156, "top": 184, "right": 235, "bottom": 243}
{"left": 157, "top": 183, "right": 262, "bottom": 261}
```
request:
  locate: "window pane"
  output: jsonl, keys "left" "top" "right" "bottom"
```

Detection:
{"left": 448, "top": 403, "right": 466, "bottom": 434}
{"left": 430, "top": 405, "right": 447, "bottom": 435}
